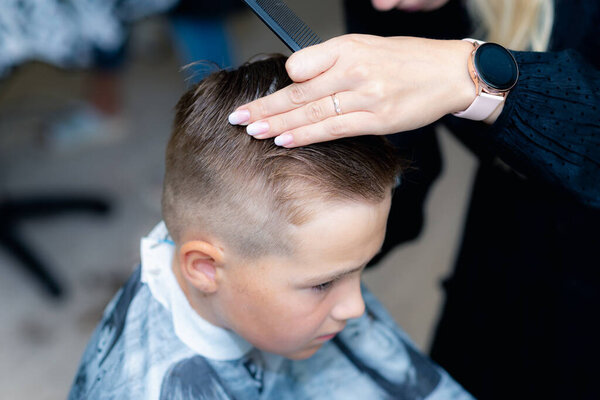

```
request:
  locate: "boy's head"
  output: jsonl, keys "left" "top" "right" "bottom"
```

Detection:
{"left": 162, "top": 55, "right": 401, "bottom": 359}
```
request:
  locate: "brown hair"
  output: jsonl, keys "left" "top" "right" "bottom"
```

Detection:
{"left": 162, "top": 55, "right": 401, "bottom": 258}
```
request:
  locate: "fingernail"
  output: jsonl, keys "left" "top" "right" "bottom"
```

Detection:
{"left": 228, "top": 109, "right": 250, "bottom": 125}
{"left": 246, "top": 121, "right": 269, "bottom": 136}
{"left": 274, "top": 133, "right": 293, "bottom": 147}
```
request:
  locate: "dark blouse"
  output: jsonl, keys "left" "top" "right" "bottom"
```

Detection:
{"left": 488, "top": 48, "right": 600, "bottom": 207}
{"left": 345, "top": 0, "right": 600, "bottom": 207}
{"left": 346, "top": 1, "right": 600, "bottom": 398}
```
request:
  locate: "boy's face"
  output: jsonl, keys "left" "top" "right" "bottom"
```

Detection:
{"left": 215, "top": 194, "right": 391, "bottom": 360}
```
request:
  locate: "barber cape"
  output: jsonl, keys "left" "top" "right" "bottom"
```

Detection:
{"left": 69, "top": 222, "right": 473, "bottom": 400}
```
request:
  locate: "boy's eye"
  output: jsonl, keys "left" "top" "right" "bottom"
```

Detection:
{"left": 312, "top": 280, "right": 334, "bottom": 292}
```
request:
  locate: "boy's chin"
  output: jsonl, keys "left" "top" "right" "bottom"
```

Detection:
{"left": 281, "top": 344, "right": 323, "bottom": 360}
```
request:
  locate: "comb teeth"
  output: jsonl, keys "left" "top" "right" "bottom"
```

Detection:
{"left": 245, "top": 0, "right": 322, "bottom": 51}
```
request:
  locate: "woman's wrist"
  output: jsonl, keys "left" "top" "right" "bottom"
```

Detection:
{"left": 447, "top": 39, "right": 479, "bottom": 115}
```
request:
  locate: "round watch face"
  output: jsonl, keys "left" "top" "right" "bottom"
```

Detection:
{"left": 474, "top": 42, "right": 519, "bottom": 91}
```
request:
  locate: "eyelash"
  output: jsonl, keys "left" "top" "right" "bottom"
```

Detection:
{"left": 310, "top": 264, "right": 368, "bottom": 293}
{"left": 312, "top": 280, "right": 335, "bottom": 293}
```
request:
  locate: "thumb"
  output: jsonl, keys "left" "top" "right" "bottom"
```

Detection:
{"left": 286, "top": 37, "right": 340, "bottom": 82}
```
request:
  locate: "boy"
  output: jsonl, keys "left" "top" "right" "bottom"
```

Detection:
{"left": 69, "top": 55, "right": 472, "bottom": 399}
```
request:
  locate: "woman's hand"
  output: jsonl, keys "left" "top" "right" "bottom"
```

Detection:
{"left": 228, "top": 34, "right": 476, "bottom": 147}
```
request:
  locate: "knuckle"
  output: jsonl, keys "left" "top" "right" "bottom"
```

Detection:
{"left": 254, "top": 98, "right": 269, "bottom": 119}
{"left": 345, "top": 63, "right": 370, "bottom": 82}
{"left": 328, "top": 118, "right": 347, "bottom": 137}
{"left": 274, "top": 115, "right": 289, "bottom": 133}
{"left": 330, "top": 35, "right": 346, "bottom": 48}
{"left": 366, "top": 81, "right": 385, "bottom": 100}
{"left": 288, "top": 84, "right": 306, "bottom": 105}
{"left": 342, "top": 34, "right": 364, "bottom": 50}
{"left": 343, "top": 34, "right": 360, "bottom": 45}
{"left": 306, "top": 102, "right": 325, "bottom": 123}
{"left": 380, "top": 102, "right": 395, "bottom": 117}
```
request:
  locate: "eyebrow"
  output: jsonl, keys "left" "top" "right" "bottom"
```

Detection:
{"left": 301, "top": 264, "right": 366, "bottom": 287}
{"left": 299, "top": 244, "right": 384, "bottom": 287}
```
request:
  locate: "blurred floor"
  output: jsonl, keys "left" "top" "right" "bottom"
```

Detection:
{"left": 0, "top": 2, "right": 475, "bottom": 399}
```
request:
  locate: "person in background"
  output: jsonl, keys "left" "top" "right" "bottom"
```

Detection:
{"left": 0, "top": 0, "right": 178, "bottom": 151}
{"left": 228, "top": 1, "right": 600, "bottom": 398}
{"left": 168, "top": 0, "right": 244, "bottom": 82}
{"left": 40, "top": 0, "right": 245, "bottom": 150}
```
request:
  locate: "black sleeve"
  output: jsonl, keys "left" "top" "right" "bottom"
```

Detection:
{"left": 345, "top": 0, "right": 600, "bottom": 208}
{"left": 482, "top": 49, "right": 600, "bottom": 207}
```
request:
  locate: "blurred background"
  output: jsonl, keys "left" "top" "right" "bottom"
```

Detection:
{"left": 0, "top": 1, "right": 476, "bottom": 398}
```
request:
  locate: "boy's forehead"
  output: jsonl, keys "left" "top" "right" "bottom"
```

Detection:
{"left": 286, "top": 195, "right": 391, "bottom": 268}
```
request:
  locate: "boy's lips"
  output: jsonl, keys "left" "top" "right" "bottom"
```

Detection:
{"left": 316, "top": 331, "right": 341, "bottom": 341}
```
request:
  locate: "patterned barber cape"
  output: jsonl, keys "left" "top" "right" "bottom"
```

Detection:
{"left": 69, "top": 222, "right": 474, "bottom": 400}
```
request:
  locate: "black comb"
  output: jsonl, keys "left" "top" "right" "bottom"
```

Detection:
{"left": 242, "top": 0, "right": 322, "bottom": 51}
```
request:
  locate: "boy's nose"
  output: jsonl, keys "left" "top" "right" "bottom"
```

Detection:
{"left": 330, "top": 279, "right": 366, "bottom": 321}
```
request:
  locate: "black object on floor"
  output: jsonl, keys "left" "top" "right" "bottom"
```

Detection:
{"left": 0, "top": 195, "right": 110, "bottom": 298}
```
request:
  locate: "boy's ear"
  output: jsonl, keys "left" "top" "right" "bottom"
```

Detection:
{"left": 178, "top": 240, "right": 225, "bottom": 294}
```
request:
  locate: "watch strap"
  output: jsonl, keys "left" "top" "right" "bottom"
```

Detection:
{"left": 453, "top": 91, "right": 504, "bottom": 120}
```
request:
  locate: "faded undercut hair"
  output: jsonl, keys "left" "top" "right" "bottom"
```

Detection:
{"left": 162, "top": 55, "right": 401, "bottom": 259}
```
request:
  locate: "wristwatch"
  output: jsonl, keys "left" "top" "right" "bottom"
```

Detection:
{"left": 453, "top": 39, "right": 519, "bottom": 121}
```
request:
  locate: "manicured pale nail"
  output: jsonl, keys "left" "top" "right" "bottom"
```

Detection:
{"left": 228, "top": 109, "right": 250, "bottom": 125}
{"left": 274, "top": 133, "right": 293, "bottom": 147}
{"left": 246, "top": 121, "right": 269, "bottom": 136}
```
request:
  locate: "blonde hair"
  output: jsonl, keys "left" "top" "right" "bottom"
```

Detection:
{"left": 467, "top": 0, "right": 554, "bottom": 51}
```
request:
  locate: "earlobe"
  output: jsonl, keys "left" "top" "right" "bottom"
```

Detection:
{"left": 179, "top": 241, "right": 224, "bottom": 294}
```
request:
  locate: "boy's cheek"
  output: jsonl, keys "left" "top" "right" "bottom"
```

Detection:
{"left": 234, "top": 308, "right": 328, "bottom": 355}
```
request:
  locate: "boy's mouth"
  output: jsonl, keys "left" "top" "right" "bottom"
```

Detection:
{"left": 316, "top": 331, "right": 341, "bottom": 341}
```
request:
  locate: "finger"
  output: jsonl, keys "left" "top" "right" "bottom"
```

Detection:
{"left": 273, "top": 112, "right": 377, "bottom": 148}
{"left": 285, "top": 38, "right": 341, "bottom": 82}
{"left": 229, "top": 37, "right": 345, "bottom": 125}
{"left": 235, "top": 70, "right": 346, "bottom": 125}
{"left": 249, "top": 92, "right": 360, "bottom": 138}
